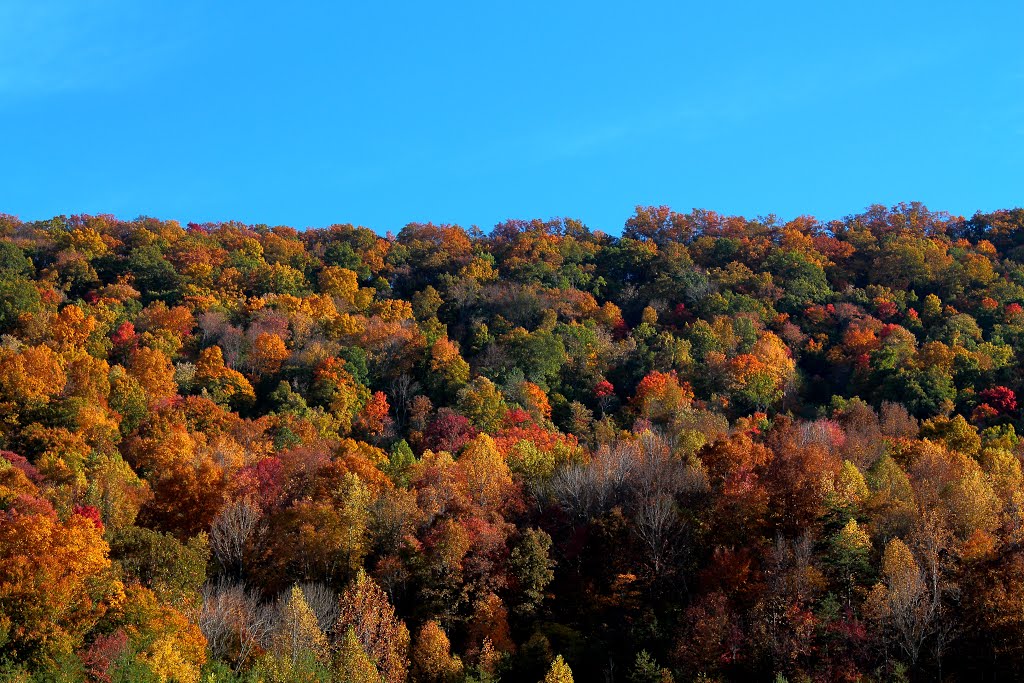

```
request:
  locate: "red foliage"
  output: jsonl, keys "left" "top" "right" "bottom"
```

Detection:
{"left": 594, "top": 379, "right": 615, "bottom": 398}
{"left": 502, "top": 408, "right": 532, "bottom": 427}
{"left": 980, "top": 386, "right": 1017, "bottom": 414}
{"left": 357, "top": 391, "right": 392, "bottom": 437}
{"left": 853, "top": 353, "right": 871, "bottom": 373}
{"left": 874, "top": 298, "right": 898, "bottom": 320}
{"left": 424, "top": 408, "right": 478, "bottom": 454}
{"left": 804, "top": 303, "right": 835, "bottom": 324}
{"left": 878, "top": 323, "right": 901, "bottom": 339}
{"left": 72, "top": 504, "right": 103, "bottom": 531}
{"left": 234, "top": 456, "right": 286, "bottom": 510}
{"left": 110, "top": 321, "right": 137, "bottom": 348}
{"left": 79, "top": 629, "right": 129, "bottom": 683}
{"left": 673, "top": 302, "right": 693, "bottom": 323}
{"left": 1, "top": 451, "right": 42, "bottom": 484}
{"left": 972, "top": 403, "right": 999, "bottom": 423}
{"left": 494, "top": 420, "right": 579, "bottom": 457}
{"left": 5, "top": 493, "right": 56, "bottom": 518}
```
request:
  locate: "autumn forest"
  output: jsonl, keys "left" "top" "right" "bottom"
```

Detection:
{"left": 4, "top": 204, "right": 1024, "bottom": 682}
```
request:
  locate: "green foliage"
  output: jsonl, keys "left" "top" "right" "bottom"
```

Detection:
{"left": 509, "top": 529, "right": 556, "bottom": 617}
{"left": 109, "top": 526, "right": 210, "bottom": 604}
{"left": 627, "top": 651, "right": 673, "bottom": 683}
{"left": 384, "top": 439, "right": 416, "bottom": 487}
{"left": 0, "top": 276, "right": 40, "bottom": 332}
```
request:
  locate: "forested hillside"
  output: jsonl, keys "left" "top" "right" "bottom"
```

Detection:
{"left": 3, "top": 203, "right": 1024, "bottom": 682}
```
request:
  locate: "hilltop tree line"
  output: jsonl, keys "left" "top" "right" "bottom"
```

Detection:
{"left": 2, "top": 203, "right": 1024, "bottom": 681}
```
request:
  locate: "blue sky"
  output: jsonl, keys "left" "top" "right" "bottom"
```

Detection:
{"left": 1, "top": 1, "right": 1021, "bottom": 234}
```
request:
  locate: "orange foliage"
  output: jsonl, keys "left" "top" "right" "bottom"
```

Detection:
{"left": 0, "top": 493, "right": 125, "bottom": 661}
{"left": 630, "top": 370, "right": 693, "bottom": 422}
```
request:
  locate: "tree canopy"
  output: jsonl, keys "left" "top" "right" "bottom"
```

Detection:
{"left": 2, "top": 203, "right": 1024, "bottom": 680}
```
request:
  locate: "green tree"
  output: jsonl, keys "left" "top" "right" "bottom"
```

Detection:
{"left": 628, "top": 650, "right": 673, "bottom": 683}
{"left": 510, "top": 529, "right": 556, "bottom": 617}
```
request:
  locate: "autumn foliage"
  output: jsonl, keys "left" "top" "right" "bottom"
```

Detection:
{"left": 2, "top": 204, "right": 1024, "bottom": 680}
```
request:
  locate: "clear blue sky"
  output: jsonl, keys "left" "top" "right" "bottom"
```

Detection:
{"left": 1, "top": 1, "right": 1021, "bottom": 234}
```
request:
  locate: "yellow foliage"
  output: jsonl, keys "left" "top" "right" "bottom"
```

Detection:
{"left": 430, "top": 338, "right": 470, "bottom": 390}
{"left": 834, "top": 460, "right": 869, "bottom": 508}
{"left": 272, "top": 585, "right": 331, "bottom": 665}
{"left": 543, "top": 655, "right": 574, "bottom": 683}
{"left": 0, "top": 344, "right": 66, "bottom": 406}
{"left": 459, "top": 433, "right": 514, "bottom": 511}
{"left": 128, "top": 346, "right": 178, "bottom": 402}
{"left": 332, "top": 312, "right": 368, "bottom": 337}
{"left": 48, "top": 304, "right": 96, "bottom": 352}
{"left": 319, "top": 266, "right": 372, "bottom": 310}
{"left": 374, "top": 298, "right": 415, "bottom": 323}
{"left": 135, "top": 592, "right": 207, "bottom": 683}
{"left": 835, "top": 518, "right": 872, "bottom": 556}
{"left": 945, "top": 464, "right": 1000, "bottom": 538}
{"left": 335, "top": 626, "right": 382, "bottom": 683}
{"left": 459, "top": 257, "right": 498, "bottom": 283}
{"left": 248, "top": 332, "right": 289, "bottom": 377}
{"left": 412, "top": 620, "right": 463, "bottom": 683}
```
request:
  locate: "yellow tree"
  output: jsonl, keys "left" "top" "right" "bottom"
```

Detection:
{"left": 412, "top": 620, "right": 463, "bottom": 683}
{"left": 127, "top": 346, "right": 178, "bottom": 403}
{"left": 47, "top": 304, "right": 96, "bottom": 352}
{"left": 0, "top": 344, "right": 66, "bottom": 408}
{"left": 456, "top": 376, "right": 508, "bottom": 432}
{"left": 194, "top": 345, "right": 256, "bottom": 409}
{"left": 319, "top": 266, "right": 369, "bottom": 310}
{"left": 429, "top": 337, "right": 470, "bottom": 397}
{"left": 273, "top": 585, "right": 331, "bottom": 666}
{"left": 458, "top": 433, "right": 514, "bottom": 513}
{"left": 247, "top": 332, "right": 289, "bottom": 378}
{"left": 829, "top": 518, "right": 873, "bottom": 604}
{"left": 828, "top": 460, "right": 869, "bottom": 516}
{"left": 543, "top": 654, "right": 574, "bottom": 683}
{"left": 866, "top": 538, "right": 937, "bottom": 667}
{"left": 335, "top": 626, "right": 382, "bottom": 683}
{"left": 122, "top": 584, "right": 208, "bottom": 683}
{"left": 943, "top": 464, "right": 1000, "bottom": 539}
{"left": 867, "top": 454, "right": 917, "bottom": 540}
{"left": 250, "top": 584, "right": 332, "bottom": 681}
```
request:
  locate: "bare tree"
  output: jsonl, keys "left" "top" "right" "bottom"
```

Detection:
{"left": 389, "top": 373, "right": 420, "bottom": 429}
{"left": 911, "top": 510, "right": 958, "bottom": 677}
{"left": 627, "top": 431, "right": 707, "bottom": 580}
{"left": 200, "top": 580, "right": 274, "bottom": 671}
{"left": 632, "top": 492, "right": 680, "bottom": 576}
{"left": 550, "top": 430, "right": 708, "bottom": 582}
{"left": 210, "top": 498, "right": 262, "bottom": 576}
{"left": 298, "top": 581, "right": 340, "bottom": 634}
